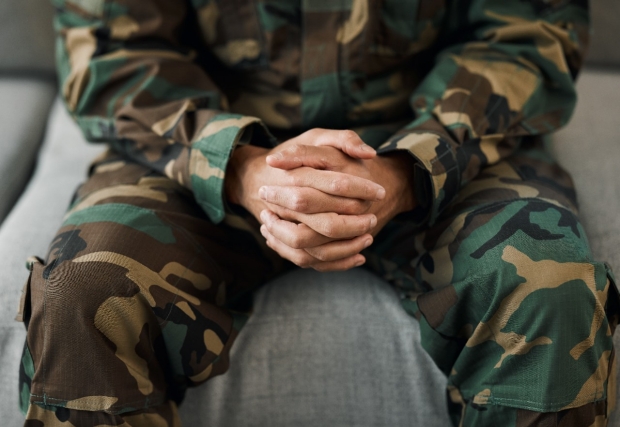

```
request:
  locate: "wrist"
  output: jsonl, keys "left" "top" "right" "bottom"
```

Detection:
{"left": 376, "top": 152, "right": 416, "bottom": 215}
{"left": 224, "top": 145, "right": 269, "bottom": 207}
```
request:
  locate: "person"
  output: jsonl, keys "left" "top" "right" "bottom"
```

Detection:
{"left": 15, "top": 0, "right": 619, "bottom": 425}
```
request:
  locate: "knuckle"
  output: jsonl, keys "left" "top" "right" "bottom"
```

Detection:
{"left": 330, "top": 179, "right": 346, "bottom": 193}
{"left": 321, "top": 222, "right": 336, "bottom": 238}
{"left": 290, "top": 194, "right": 307, "bottom": 212}
{"left": 289, "top": 234, "right": 304, "bottom": 249}
{"left": 340, "top": 130, "right": 358, "bottom": 142}
{"left": 306, "top": 128, "right": 322, "bottom": 139}
{"left": 345, "top": 200, "right": 365, "bottom": 214}
{"left": 287, "top": 172, "right": 301, "bottom": 187}
{"left": 312, "top": 249, "right": 329, "bottom": 262}
{"left": 296, "top": 254, "right": 313, "bottom": 268}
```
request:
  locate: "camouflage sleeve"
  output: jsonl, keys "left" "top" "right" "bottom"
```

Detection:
{"left": 378, "top": 0, "right": 589, "bottom": 227}
{"left": 54, "top": 0, "right": 275, "bottom": 223}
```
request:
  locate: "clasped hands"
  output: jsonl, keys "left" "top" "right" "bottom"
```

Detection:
{"left": 225, "top": 128, "right": 415, "bottom": 272}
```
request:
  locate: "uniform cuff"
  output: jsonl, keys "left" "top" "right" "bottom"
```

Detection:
{"left": 189, "top": 114, "right": 275, "bottom": 223}
{"left": 378, "top": 131, "right": 460, "bottom": 227}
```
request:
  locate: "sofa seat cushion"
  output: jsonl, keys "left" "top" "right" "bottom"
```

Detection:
{"left": 0, "top": 78, "right": 55, "bottom": 221}
{"left": 551, "top": 69, "right": 620, "bottom": 274}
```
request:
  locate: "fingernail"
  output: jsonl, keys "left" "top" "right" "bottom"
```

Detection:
{"left": 354, "top": 257, "right": 365, "bottom": 267}
{"left": 376, "top": 188, "right": 385, "bottom": 200}
{"left": 363, "top": 238, "right": 372, "bottom": 248}
{"left": 361, "top": 144, "right": 375, "bottom": 153}
{"left": 259, "top": 187, "right": 266, "bottom": 199}
{"left": 260, "top": 210, "right": 268, "bottom": 222}
{"left": 370, "top": 215, "right": 377, "bottom": 228}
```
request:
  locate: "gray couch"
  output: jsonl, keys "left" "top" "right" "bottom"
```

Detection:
{"left": 0, "top": 1, "right": 618, "bottom": 426}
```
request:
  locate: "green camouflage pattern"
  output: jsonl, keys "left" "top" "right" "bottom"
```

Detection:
{"left": 366, "top": 138, "right": 619, "bottom": 425}
{"left": 53, "top": 0, "right": 589, "bottom": 226}
{"left": 18, "top": 0, "right": 619, "bottom": 425}
{"left": 18, "top": 143, "right": 619, "bottom": 426}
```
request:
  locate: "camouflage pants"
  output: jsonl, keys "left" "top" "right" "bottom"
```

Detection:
{"left": 17, "top": 139, "right": 619, "bottom": 426}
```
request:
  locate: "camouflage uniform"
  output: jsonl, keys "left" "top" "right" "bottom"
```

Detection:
{"left": 16, "top": 0, "right": 619, "bottom": 425}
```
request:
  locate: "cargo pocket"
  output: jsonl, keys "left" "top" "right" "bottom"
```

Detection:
{"left": 15, "top": 255, "right": 44, "bottom": 325}
{"left": 16, "top": 255, "right": 43, "bottom": 415}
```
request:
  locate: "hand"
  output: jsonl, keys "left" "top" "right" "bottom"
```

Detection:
{"left": 260, "top": 144, "right": 415, "bottom": 271}
{"left": 224, "top": 129, "right": 386, "bottom": 252}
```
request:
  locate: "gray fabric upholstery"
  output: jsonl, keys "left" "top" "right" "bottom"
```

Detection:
{"left": 588, "top": 0, "right": 620, "bottom": 67}
{"left": 0, "top": 79, "right": 56, "bottom": 222}
{"left": 551, "top": 69, "right": 620, "bottom": 274}
{"left": 0, "top": 101, "right": 104, "bottom": 427}
{"left": 0, "top": 0, "right": 56, "bottom": 74}
{"left": 181, "top": 268, "right": 451, "bottom": 427}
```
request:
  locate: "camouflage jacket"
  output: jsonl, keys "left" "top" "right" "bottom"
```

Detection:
{"left": 54, "top": 0, "right": 589, "bottom": 225}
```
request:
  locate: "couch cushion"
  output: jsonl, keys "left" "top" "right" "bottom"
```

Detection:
{"left": 551, "top": 69, "right": 620, "bottom": 274}
{"left": 588, "top": 0, "right": 620, "bottom": 67}
{"left": 0, "top": 79, "right": 56, "bottom": 222}
{"left": 180, "top": 268, "right": 451, "bottom": 427}
{"left": 0, "top": 0, "right": 56, "bottom": 74}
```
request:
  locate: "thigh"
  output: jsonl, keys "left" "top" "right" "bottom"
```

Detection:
{"left": 367, "top": 138, "right": 586, "bottom": 295}
{"left": 18, "top": 149, "right": 283, "bottom": 419}
{"left": 365, "top": 138, "right": 619, "bottom": 418}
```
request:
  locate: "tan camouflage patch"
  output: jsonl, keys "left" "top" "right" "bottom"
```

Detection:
{"left": 152, "top": 100, "right": 195, "bottom": 137}
{"left": 195, "top": 116, "right": 259, "bottom": 141}
{"left": 337, "top": 0, "right": 368, "bottom": 44}
{"left": 189, "top": 149, "right": 225, "bottom": 180}
{"left": 94, "top": 295, "right": 157, "bottom": 395}
{"left": 95, "top": 160, "right": 126, "bottom": 174}
{"left": 485, "top": 11, "right": 572, "bottom": 74}
{"left": 467, "top": 246, "right": 602, "bottom": 369}
{"left": 72, "top": 252, "right": 202, "bottom": 306}
{"left": 561, "top": 350, "right": 611, "bottom": 410}
{"left": 454, "top": 162, "right": 539, "bottom": 204}
{"left": 478, "top": 135, "right": 505, "bottom": 164}
{"left": 389, "top": 133, "right": 447, "bottom": 199}
{"left": 64, "top": 27, "right": 98, "bottom": 111}
{"left": 472, "top": 388, "right": 492, "bottom": 405}
{"left": 197, "top": 1, "right": 220, "bottom": 45}
{"left": 452, "top": 52, "right": 539, "bottom": 112}
{"left": 64, "top": 184, "right": 169, "bottom": 216}
{"left": 176, "top": 301, "right": 197, "bottom": 320}
{"left": 570, "top": 277, "right": 610, "bottom": 360}
{"left": 160, "top": 261, "right": 211, "bottom": 290}
{"left": 65, "top": 395, "right": 120, "bottom": 411}
{"left": 213, "top": 39, "right": 261, "bottom": 66}
{"left": 231, "top": 91, "right": 301, "bottom": 129}
{"left": 109, "top": 15, "right": 140, "bottom": 40}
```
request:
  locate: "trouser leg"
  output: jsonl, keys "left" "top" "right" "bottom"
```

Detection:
{"left": 17, "top": 151, "right": 284, "bottom": 426}
{"left": 366, "top": 140, "right": 620, "bottom": 426}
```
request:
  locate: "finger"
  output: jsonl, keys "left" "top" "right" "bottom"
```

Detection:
{"left": 260, "top": 209, "right": 333, "bottom": 248}
{"left": 286, "top": 168, "right": 385, "bottom": 201}
{"left": 314, "top": 129, "right": 376, "bottom": 159}
{"left": 293, "top": 210, "right": 377, "bottom": 239}
{"left": 259, "top": 185, "right": 371, "bottom": 215}
{"left": 304, "top": 234, "right": 373, "bottom": 262}
{"left": 266, "top": 144, "right": 348, "bottom": 170}
{"left": 284, "top": 129, "right": 376, "bottom": 160}
{"left": 261, "top": 225, "right": 365, "bottom": 271}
